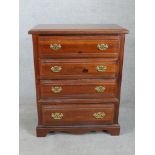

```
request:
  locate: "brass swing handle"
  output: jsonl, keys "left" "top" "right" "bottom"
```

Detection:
{"left": 51, "top": 86, "right": 62, "bottom": 93}
{"left": 95, "top": 86, "right": 106, "bottom": 93}
{"left": 93, "top": 112, "right": 106, "bottom": 119}
{"left": 51, "top": 112, "right": 63, "bottom": 120}
{"left": 96, "top": 65, "right": 107, "bottom": 72}
{"left": 50, "top": 44, "right": 61, "bottom": 50}
{"left": 97, "top": 44, "right": 109, "bottom": 51}
{"left": 51, "top": 66, "right": 62, "bottom": 73}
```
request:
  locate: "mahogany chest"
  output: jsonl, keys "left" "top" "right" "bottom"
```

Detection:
{"left": 28, "top": 24, "right": 128, "bottom": 137}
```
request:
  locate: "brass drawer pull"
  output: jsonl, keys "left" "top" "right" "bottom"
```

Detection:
{"left": 51, "top": 66, "right": 62, "bottom": 72}
{"left": 51, "top": 86, "right": 62, "bottom": 93}
{"left": 93, "top": 112, "right": 106, "bottom": 119}
{"left": 96, "top": 65, "right": 107, "bottom": 72}
{"left": 97, "top": 44, "right": 109, "bottom": 51}
{"left": 51, "top": 113, "right": 63, "bottom": 120}
{"left": 50, "top": 44, "right": 61, "bottom": 50}
{"left": 95, "top": 86, "right": 106, "bottom": 93}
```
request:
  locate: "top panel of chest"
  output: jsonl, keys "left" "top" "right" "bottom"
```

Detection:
{"left": 28, "top": 24, "right": 128, "bottom": 35}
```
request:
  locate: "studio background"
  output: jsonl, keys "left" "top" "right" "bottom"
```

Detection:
{"left": 20, "top": 0, "right": 135, "bottom": 155}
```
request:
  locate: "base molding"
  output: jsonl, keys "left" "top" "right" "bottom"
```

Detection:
{"left": 36, "top": 124, "right": 120, "bottom": 137}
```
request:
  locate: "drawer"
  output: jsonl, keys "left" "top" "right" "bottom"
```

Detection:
{"left": 38, "top": 36, "right": 120, "bottom": 58}
{"left": 41, "top": 104, "right": 114, "bottom": 125}
{"left": 39, "top": 58, "right": 118, "bottom": 79}
{"left": 40, "top": 79, "right": 117, "bottom": 99}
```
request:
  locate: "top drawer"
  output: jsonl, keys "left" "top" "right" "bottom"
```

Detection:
{"left": 38, "top": 36, "right": 120, "bottom": 58}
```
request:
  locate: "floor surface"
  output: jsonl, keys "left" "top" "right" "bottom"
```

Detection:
{"left": 20, "top": 100, "right": 135, "bottom": 155}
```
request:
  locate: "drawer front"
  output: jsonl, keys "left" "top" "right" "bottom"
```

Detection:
{"left": 41, "top": 104, "right": 114, "bottom": 125}
{"left": 39, "top": 58, "right": 118, "bottom": 79}
{"left": 38, "top": 36, "right": 119, "bottom": 58}
{"left": 40, "top": 79, "right": 117, "bottom": 99}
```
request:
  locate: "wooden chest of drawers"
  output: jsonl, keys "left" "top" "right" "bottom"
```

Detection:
{"left": 28, "top": 24, "right": 128, "bottom": 137}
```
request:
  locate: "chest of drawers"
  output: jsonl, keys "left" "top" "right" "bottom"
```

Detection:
{"left": 28, "top": 24, "right": 128, "bottom": 137}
